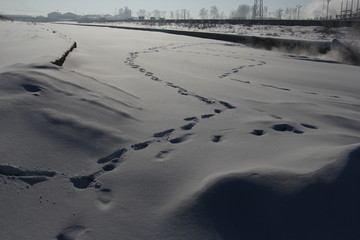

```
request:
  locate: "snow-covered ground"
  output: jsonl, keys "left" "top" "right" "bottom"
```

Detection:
{"left": 78, "top": 21, "right": 360, "bottom": 65}
{"left": 91, "top": 21, "right": 360, "bottom": 42}
{"left": 1, "top": 21, "right": 360, "bottom": 240}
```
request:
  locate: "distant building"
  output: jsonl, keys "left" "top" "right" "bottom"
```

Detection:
{"left": 47, "top": 12, "right": 61, "bottom": 21}
{"left": 62, "top": 12, "right": 80, "bottom": 21}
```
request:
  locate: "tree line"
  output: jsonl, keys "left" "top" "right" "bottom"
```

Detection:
{"left": 116, "top": 4, "right": 304, "bottom": 20}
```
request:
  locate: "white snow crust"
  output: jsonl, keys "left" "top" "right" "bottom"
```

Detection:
{"left": 0, "top": 21, "right": 360, "bottom": 240}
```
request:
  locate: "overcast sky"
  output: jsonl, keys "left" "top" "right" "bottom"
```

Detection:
{"left": 0, "top": 0, "right": 344, "bottom": 17}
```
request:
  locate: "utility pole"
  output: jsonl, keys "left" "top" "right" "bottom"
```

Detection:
{"left": 296, "top": 4, "right": 302, "bottom": 20}
{"left": 326, "top": 0, "right": 331, "bottom": 20}
{"left": 252, "top": 0, "right": 264, "bottom": 19}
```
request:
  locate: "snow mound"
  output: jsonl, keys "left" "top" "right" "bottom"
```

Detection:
{"left": 0, "top": 66, "right": 137, "bottom": 171}
{"left": 170, "top": 145, "right": 360, "bottom": 240}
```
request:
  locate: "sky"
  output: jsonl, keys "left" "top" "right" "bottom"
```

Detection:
{"left": 0, "top": 0, "right": 348, "bottom": 18}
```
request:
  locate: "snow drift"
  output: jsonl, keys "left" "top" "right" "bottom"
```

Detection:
{"left": 173, "top": 145, "right": 360, "bottom": 240}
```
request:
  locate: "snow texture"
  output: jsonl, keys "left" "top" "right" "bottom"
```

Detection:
{"left": 1, "top": 21, "right": 360, "bottom": 240}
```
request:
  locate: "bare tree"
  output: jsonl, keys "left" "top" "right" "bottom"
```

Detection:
{"left": 181, "top": 9, "right": 187, "bottom": 19}
{"left": 118, "top": 7, "right": 132, "bottom": 20}
{"left": 170, "top": 11, "right": 174, "bottom": 19}
{"left": 199, "top": 8, "right": 208, "bottom": 19}
{"left": 230, "top": 5, "right": 250, "bottom": 19}
{"left": 137, "top": 9, "right": 146, "bottom": 18}
{"left": 275, "top": 8, "right": 283, "bottom": 19}
{"left": 186, "top": 10, "right": 191, "bottom": 19}
{"left": 161, "top": 11, "right": 167, "bottom": 19}
{"left": 264, "top": 6, "right": 268, "bottom": 18}
{"left": 285, "top": 7, "right": 291, "bottom": 19}
{"left": 238, "top": 4, "right": 251, "bottom": 19}
{"left": 152, "top": 9, "right": 161, "bottom": 19}
{"left": 210, "top": 5, "right": 219, "bottom": 19}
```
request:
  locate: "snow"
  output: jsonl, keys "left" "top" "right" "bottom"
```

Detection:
{"left": 1, "top": 20, "right": 360, "bottom": 240}
{"left": 88, "top": 21, "right": 360, "bottom": 42}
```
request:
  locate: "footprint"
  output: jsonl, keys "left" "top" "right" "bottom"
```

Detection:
{"left": 56, "top": 226, "right": 87, "bottom": 240}
{"left": 293, "top": 129, "right": 304, "bottom": 134}
{"left": 181, "top": 123, "right": 196, "bottom": 131}
{"left": 0, "top": 164, "right": 56, "bottom": 186}
{"left": 184, "top": 117, "right": 198, "bottom": 121}
{"left": 201, "top": 114, "right": 215, "bottom": 119}
{"left": 212, "top": 135, "right": 223, "bottom": 143}
{"left": 70, "top": 174, "right": 97, "bottom": 189}
{"left": 97, "top": 148, "right": 127, "bottom": 164}
{"left": 131, "top": 141, "right": 152, "bottom": 151}
{"left": 251, "top": 129, "right": 266, "bottom": 136}
{"left": 23, "top": 84, "right": 42, "bottom": 96}
{"left": 219, "top": 101, "right": 236, "bottom": 109}
{"left": 272, "top": 124, "right": 303, "bottom": 134}
{"left": 156, "top": 150, "right": 173, "bottom": 160}
{"left": 195, "top": 95, "right": 215, "bottom": 104}
{"left": 270, "top": 114, "right": 283, "bottom": 120}
{"left": 272, "top": 124, "right": 295, "bottom": 132}
{"left": 301, "top": 123, "right": 318, "bottom": 129}
{"left": 261, "top": 84, "right": 290, "bottom": 91}
{"left": 153, "top": 129, "right": 175, "bottom": 138}
{"left": 231, "top": 79, "right": 250, "bottom": 84}
{"left": 102, "top": 164, "right": 116, "bottom": 172}
{"left": 303, "top": 91, "right": 318, "bottom": 95}
{"left": 98, "top": 188, "right": 113, "bottom": 205}
{"left": 169, "top": 134, "right": 193, "bottom": 144}
{"left": 178, "top": 89, "right": 188, "bottom": 95}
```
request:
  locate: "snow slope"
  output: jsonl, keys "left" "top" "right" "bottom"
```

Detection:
{"left": 0, "top": 21, "right": 360, "bottom": 240}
